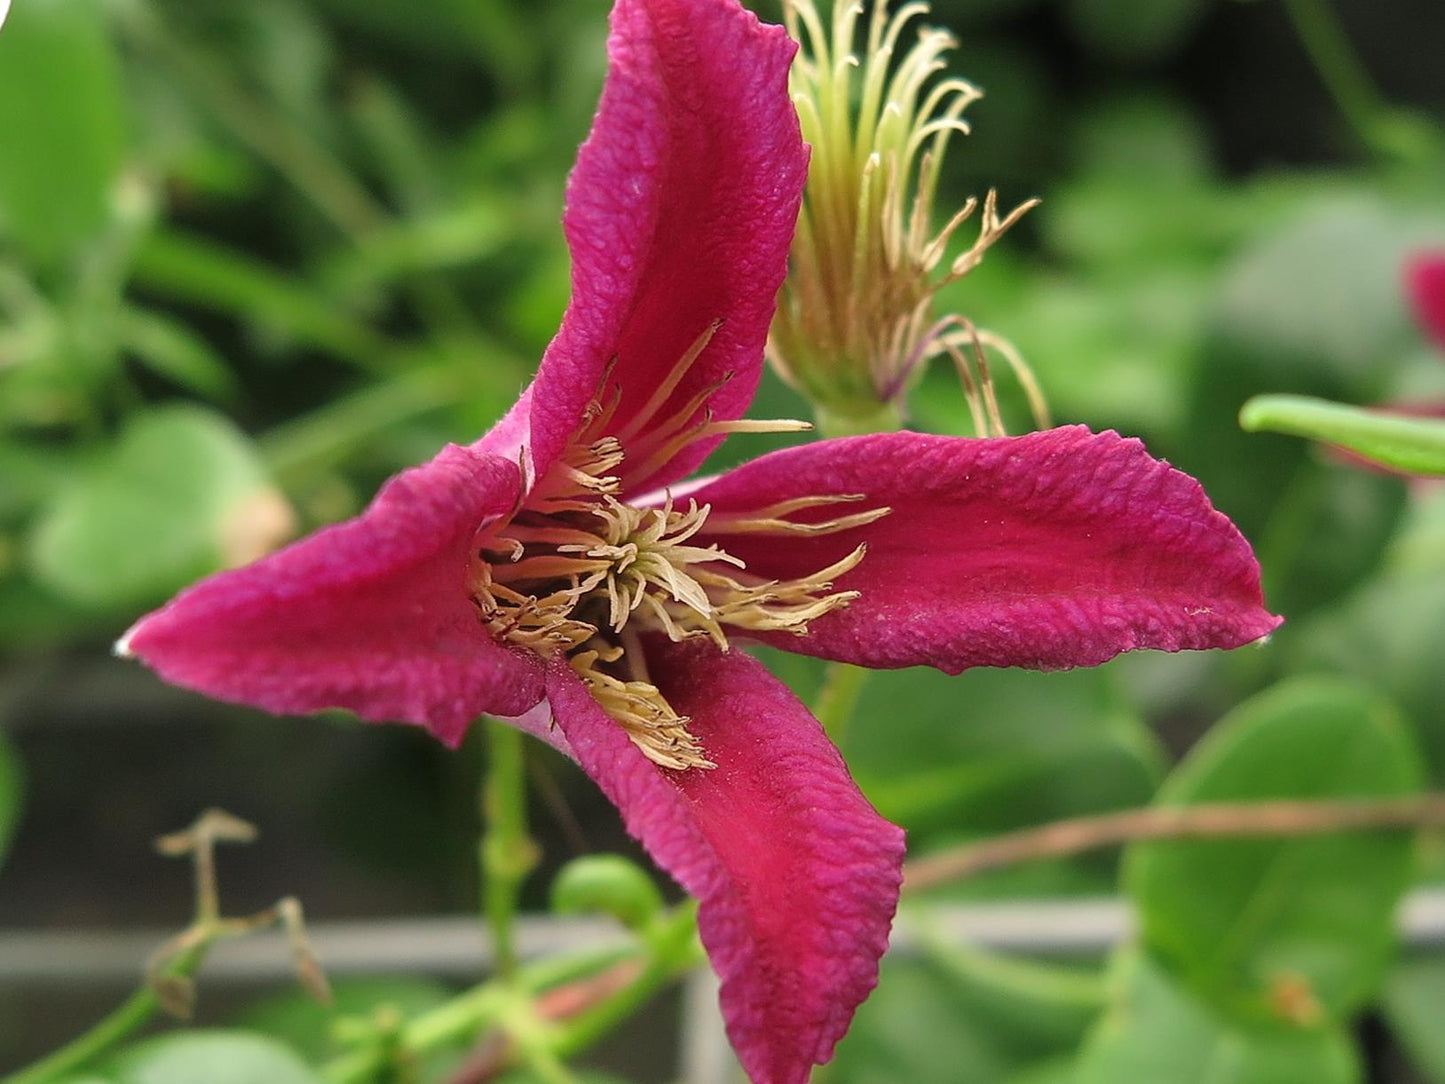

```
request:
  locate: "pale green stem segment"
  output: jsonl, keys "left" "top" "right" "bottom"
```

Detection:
{"left": 481, "top": 719, "right": 541, "bottom": 979}
{"left": 1240, "top": 394, "right": 1445, "bottom": 476}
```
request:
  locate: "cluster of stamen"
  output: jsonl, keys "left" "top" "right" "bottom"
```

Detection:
{"left": 472, "top": 325, "right": 890, "bottom": 771}
{"left": 771, "top": 0, "right": 1047, "bottom": 432}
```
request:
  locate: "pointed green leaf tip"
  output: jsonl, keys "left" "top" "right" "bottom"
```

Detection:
{"left": 1240, "top": 394, "right": 1445, "bottom": 476}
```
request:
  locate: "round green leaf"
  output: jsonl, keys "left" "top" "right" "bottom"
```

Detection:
{"left": 1065, "top": 0, "right": 1211, "bottom": 61}
{"left": 28, "top": 405, "right": 292, "bottom": 610}
{"left": 839, "top": 664, "right": 1163, "bottom": 895}
{"left": 1382, "top": 958, "right": 1445, "bottom": 1080}
{"left": 1126, "top": 678, "right": 1424, "bottom": 1022}
{"left": 1075, "top": 952, "right": 1361, "bottom": 1084}
{"left": 830, "top": 948, "right": 1103, "bottom": 1084}
{"left": 0, "top": 0, "right": 128, "bottom": 263}
{"left": 108, "top": 1031, "right": 321, "bottom": 1084}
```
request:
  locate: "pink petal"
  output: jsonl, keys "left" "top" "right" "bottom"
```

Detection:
{"left": 1406, "top": 251, "right": 1445, "bottom": 352}
{"left": 120, "top": 445, "right": 544, "bottom": 746}
{"left": 545, "top": 642, "right": 904, "bottom": 1084}
{"left": 512, "top": 0, "right": 807, "bottom": 492}
{"left": 689, "top": 427, "right": 1281, "bottom": 672}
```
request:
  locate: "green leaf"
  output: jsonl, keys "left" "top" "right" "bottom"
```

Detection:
{"left": 107, "top": 1031, "right": 321, "bottom": 1084}
{"left": 1126, "top": 678, "right": 1423, "bottom": 1023}
{"left": 235, "top": 976, "right": 456, "bottom": 1064}
{"left": 1064, "top": 0, "right": 1211, "bottom": 61}
{"left": 1212, "top": 195, "right": 1445, "bottom": 388}
{"left": 0, "top": 729, "right": 22, "bottom": 870}
{"left": 1382, "top": 958, "right": 1445, "bottom": 1081}
{"left": 831, "top": 945, "right": 1103, "bottom": 1084}
{"left": 1075, "top": 952, "right": 1361, "bottom": 1084}
{"left": 1290, "top": 570, "right": 1445, "bottom": 782}
{"left": 117, "top": 307, "right": 242, "bottom": 402}
{"left": 130, "top": 231, "right": 389, "bottom": 370}
{"left": 0, "top": 0, "right": 128, "bottom": 263}
{"left": 1240, "top": 394, "right": 1445, "bottom": 476}
{"left": 28, "top": 405, "right": 292, "bottom": 610}
{"left": 838, "top": 665, "right": 1163, "bottom": 893}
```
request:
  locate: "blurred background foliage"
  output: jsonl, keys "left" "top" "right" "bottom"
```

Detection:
{"left": 1, "top": 0, "right": 1444, "bottom": 1080}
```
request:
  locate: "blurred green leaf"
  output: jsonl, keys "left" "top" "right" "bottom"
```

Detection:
{"left": 131, "top": 231, "right": 390, "bottom": 370}
{"left": 839, "top": 665, "right": 1162, "bottom": 896}
{"left": 1291, "top": 571, "right": 1445, "bottom": 782}
{"left": 1127, "top": 677, "right": 1423, "bottom": 1022}
{"left": 118, "top": 307, "right": 242, "bottom": 402}
{"left": 1212, "top": 194, "right": 1445, "bottom": 390}
{"left": 0, "top": 0, "right": 128, "bottom": 264}
{"left": 1064, "top": 0, "right": 1211, "bottom": 61}
{"left": 28, "top": 405, "right": 291, "bottom": 610}
{"left": 236, "top": 976, "right": 456, "bottom": 1064}
{"left": 831, "top": 943, "right": 1103, "bottom": 1084}
{"left": 0, "top": 729, "right": 22, "bottom": 870}
{"left": 1069, "top": 96, "right": 1213, "bottom": 184}
{"left": 492, "top": 1071, "right": 632, "bottom": 1084}
{"left": 1241, "top": 394, "right": 1445, "bottom": 476}
{"left": 1075, "top": 951, "right": 1361, "bottom": 1084}
{"left": 1249, "top": 459, "right": 1406, "bottom": 621}
{"left": 1382, "top": 957, "right": 1445, "bottom": 1081}
{"left": 106, "top": 1031, "right": 321, "bottom": 1084}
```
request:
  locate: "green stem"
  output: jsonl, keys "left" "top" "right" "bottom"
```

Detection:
{"left": 814, "top": 399, "right": 904, "bottom": 438}
{"left": 118, "top": 5, "right": 383, "bottom": 241}
{"left": 0, "top": 943, "right": 207, "bottom": 1084}
{"left": 812, "top": 663, "right": 870, "bottom": 745}
{"left": 322, "top": 946, "right": 636, "bottom": 1082}
{"left": 1279, "top": 0, "right": 1393, "bottom": 160}
{"left": 481, "top": 720, "right": 539, "bottom": 979}
{"left": 553, "top": 905, "right": 704, "bottom": 1058}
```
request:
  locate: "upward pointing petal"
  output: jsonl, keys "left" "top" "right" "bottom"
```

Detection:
{"left": 121, "top": 444, "right": 545, "bottom": 746}
{"left": 546, "top": 642, "right": 904, "bottom": 1084}
{"left": 513, "top": 0, "right": 808, "bottom": 492}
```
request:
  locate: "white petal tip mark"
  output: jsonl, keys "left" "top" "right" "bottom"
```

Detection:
{"left": 113, "top": 627, "right": 137, "bottom": 659}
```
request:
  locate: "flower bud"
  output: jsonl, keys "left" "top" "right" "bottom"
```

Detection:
{"left": 550, "top": 854, "right": 665, "bottom": 932}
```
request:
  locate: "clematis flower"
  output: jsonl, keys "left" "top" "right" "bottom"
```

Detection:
{"left": 118, "top": 0, "right": 1280, "bottom": 1080}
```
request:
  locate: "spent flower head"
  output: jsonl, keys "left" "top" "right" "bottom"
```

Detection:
{"left": 772, "top": 0, "right": 1039, "bottom": 433}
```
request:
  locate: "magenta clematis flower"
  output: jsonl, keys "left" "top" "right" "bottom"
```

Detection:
{"left": 119, "top": 1, "right": 1280, "bottom": 1080}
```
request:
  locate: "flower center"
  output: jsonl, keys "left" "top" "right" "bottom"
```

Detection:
{"left": 471, "top": 325, "right": 889, "bottom": 770}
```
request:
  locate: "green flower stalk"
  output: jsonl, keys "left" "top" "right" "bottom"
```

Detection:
{"left": 773, "top": 0, "right": 1040, "bottom": 435}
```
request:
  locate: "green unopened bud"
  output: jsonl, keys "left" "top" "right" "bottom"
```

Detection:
{"left": 772, "top": 0, "right": 1039, "bottom": 434}
{"left": 550, "top": 855, "right": 664, "bottom": 932}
